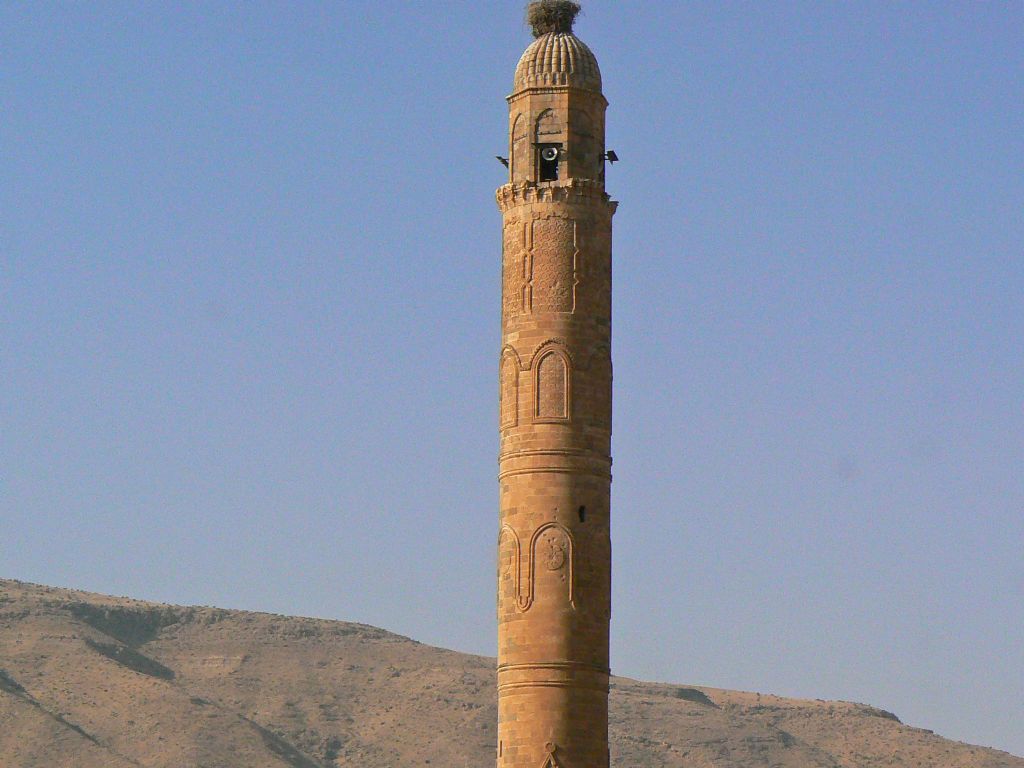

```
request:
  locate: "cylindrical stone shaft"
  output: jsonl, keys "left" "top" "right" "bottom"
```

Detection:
{"left": 496, "top": 10, "right": 616, "bottom": 767}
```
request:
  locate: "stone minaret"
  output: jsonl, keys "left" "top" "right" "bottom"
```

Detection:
{"left": 496, "top": 3, "right": 616, "bottom": 766}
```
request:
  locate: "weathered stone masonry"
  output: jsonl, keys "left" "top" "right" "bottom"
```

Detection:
{"left": 497, "top": 6, "right": 616, "bottom": 767}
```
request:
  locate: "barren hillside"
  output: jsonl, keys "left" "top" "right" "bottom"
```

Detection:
{"left": 1, "top": 579, "right": 1019, "bottom": 768}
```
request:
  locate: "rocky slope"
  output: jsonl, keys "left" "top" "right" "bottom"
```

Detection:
{"left": 1, "top": 578, "right": 1020, "bottom": 768}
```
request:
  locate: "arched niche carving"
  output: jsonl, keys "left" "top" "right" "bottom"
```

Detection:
{"left": 510, "top": 113, "right": 528, "bottom": 183}
{"left": 535, "top": 108, "right": 563, "bottom": 141}
{"left": 535, "top": 350, "right": 570, "bottom": 422}
{"left": 497, "top": 525, "right": 523, "bottom": 610}
{"left": 528, "top": 339, "right": 573, "bottom": 371}
{"left": 501, "top": 522, "right": 577, "bottom": 613}
{"left": 529, "top": 522, "right": 575, "bottom": 608}
{"left": 499, "top": 347, "right": 521, "bottom": 429}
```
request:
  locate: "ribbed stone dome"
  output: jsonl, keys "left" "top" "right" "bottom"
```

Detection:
{"left": 513, "top": 32, "right": 602, "bottom": 93}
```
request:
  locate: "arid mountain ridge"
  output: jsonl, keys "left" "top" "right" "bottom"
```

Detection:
{"left": 1, "top": 578, "right": 1020, "bottom": 768}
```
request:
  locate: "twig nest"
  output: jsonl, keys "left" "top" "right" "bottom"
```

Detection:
{"left": 527, "top": 0, "right": 582, "bottom": 37}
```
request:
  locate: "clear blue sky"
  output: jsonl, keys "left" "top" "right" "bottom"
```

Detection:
{"left": 2, "top": 0, "right": 1022, "bottom": 757}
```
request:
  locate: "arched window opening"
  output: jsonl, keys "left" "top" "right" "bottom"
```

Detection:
{"left": 535, "top": 110, "right": 563, "bottom": 182}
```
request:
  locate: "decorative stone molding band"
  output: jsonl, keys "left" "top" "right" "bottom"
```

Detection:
{"left": 498, "top": 679, "right": 610, "bottom": 694}
{"left": 498, "top": 447, "right": 612, "bottom": 463}
{"left": 499, "top": 449, "right": 611, "bottom": 481}
{"left": 508, "top": 86, "right": 610, "bottom": 105}
{"left": 498, "top": 661, "right": 610, "bottom": 675}
{"left": 496, "top": 180, "right": 618, "bottom": 212}
{"left": 498, "top": 466, "right": 611, "bottom": 482}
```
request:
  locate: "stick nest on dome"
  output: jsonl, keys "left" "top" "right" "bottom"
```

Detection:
{"left": 527, "top": 0, "right": 582, "bottom": 37}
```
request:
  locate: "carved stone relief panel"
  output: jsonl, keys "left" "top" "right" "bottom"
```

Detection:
{"left": 498, "top": 526, "right": 521, "bottom": 609}
{"left": 570, "top": 220, "right": 609, "bottom": 319}
{"left": 530, "top": 217, "right": 577, "bottom": 313}
{"left": 535, "top": 109, "right": 563, "bottom": 141}
{"left": 499, "top": 522, "right": 577, "bottom": 613}
{"left": 510, "top": 113, "right": 528, "bottom": 183}
{"left": 536, "top": 352, "right": 569, "bottom": 421}
{"left": 500, "top": 350, "right": 520, "bottom": 429}
{"left": 530, "top": 523, "right": 574, "bottom": 608}
{"left": 503, "top": 220, "right": 528, "bottom": 321}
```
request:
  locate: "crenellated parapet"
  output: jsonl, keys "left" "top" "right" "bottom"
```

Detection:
{"left": 496, "top": 179, "right": 618, "bottom": 212}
